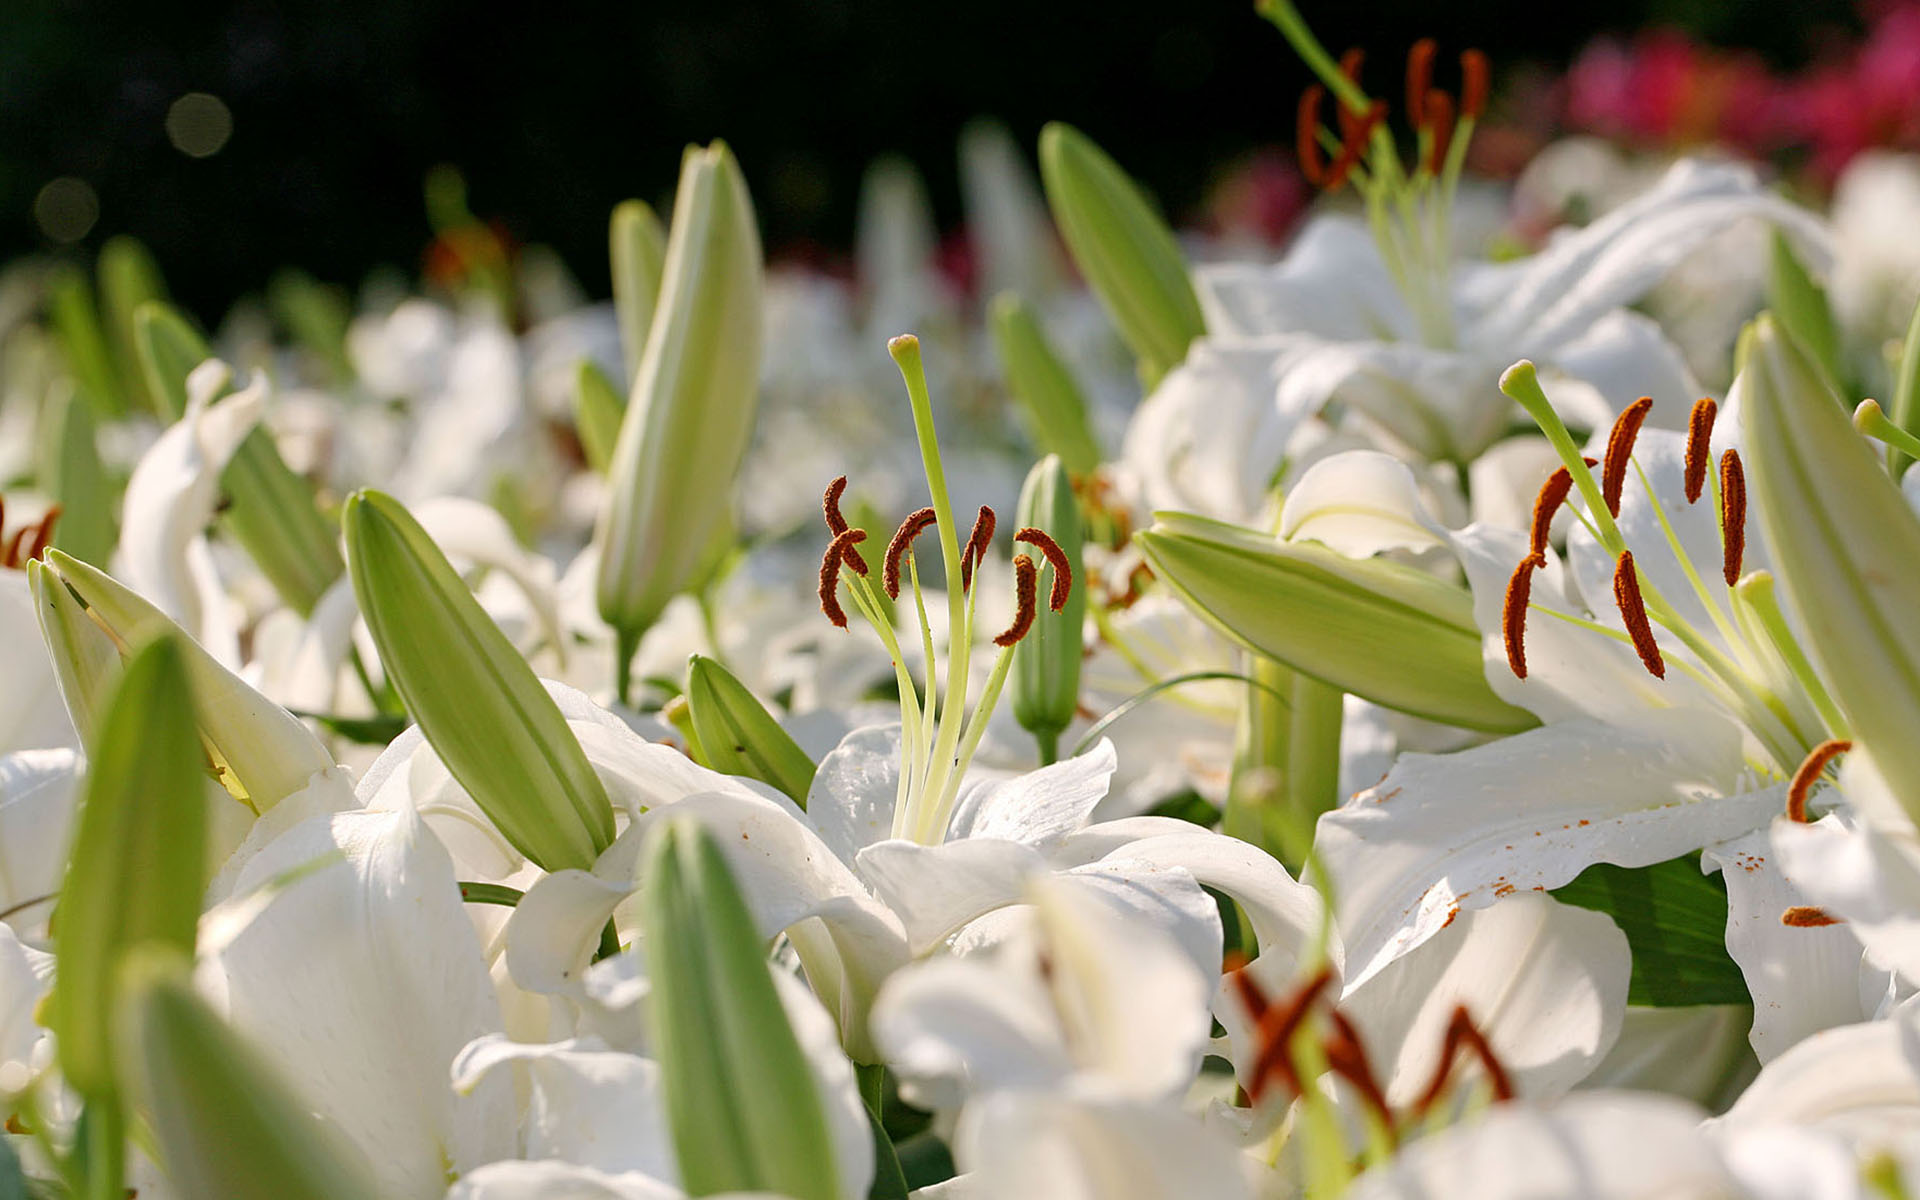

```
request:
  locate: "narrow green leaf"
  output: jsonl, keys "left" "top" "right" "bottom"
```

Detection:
{"left": 1888, "top": 292, "right": 1920, "bottom": 477}
{"left": 267, "top": 268, "right": 355, "bottom": 382}
{"left": 46, "top": 266, "right": 124, "bottom": 418}
{"left": 52, "top": 635, "right": 206, "bottom": 1101}
{"left": 685, "top": 654, "right": 817, "bottom": 805}
{"left": 97, "top": 236, "right": 170, "bottom": 415}
{"left": 864, "top": 1105, "right": 909, "bottom": 1200}
{"left": 36, "top": 386, "right": 115, "bottom": 565}
{"left": 643, "top": 819, "right": 843, "bottom": 1200}
{"left": 574, "top": 359, "right": 624, "bottom": 475}
{"left": 1551, "top": 856, "right": 1744, "bottom": 1007}
{"left": 610, "top": 199, "right": 669, "bottom": 386}
{"left": 132, "top": 301, "right": 208, "bottom": 420}
{"left": 1766, "top": 231, "right": 1844, "bottom": 401}
{"left": 344, "top": 489, "right": 615, "bottom": 870}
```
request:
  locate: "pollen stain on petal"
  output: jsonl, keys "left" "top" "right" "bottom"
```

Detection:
{"left": 1782, "top": 906, "right": 1842, "bottom": 927}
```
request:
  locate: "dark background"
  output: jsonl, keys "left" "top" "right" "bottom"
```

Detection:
{"left": 2, "top": 0, "right": 1864, "bottom": 320}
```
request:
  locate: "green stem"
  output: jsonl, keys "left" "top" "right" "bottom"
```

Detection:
{"left": 615, "top": 626, "right": 640, "bottom": 708}
{"left": 81, "top": 1100, "right": 124, "bottom": 1200}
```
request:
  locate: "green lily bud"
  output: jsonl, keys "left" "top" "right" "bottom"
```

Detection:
{"left": 37, "top": 384, "right": 116, "bottom": 565}
{"left": 1765, "top": 230, "right": 1843, "bottom": 399}
{"left": 98, "top": 235, "right": 170, "bottom": 415}
{"left": 47, "top": 264, "right": 125, "bottom": 418}
{"left": 989, "top": 294, "right": 1103, "bottom": 475}
{"left": 344, "top": 490, "right": 615, "bottom": 871}
{"left": 1135, "top": 513, "right": 1537, "bottom": 733}
{"left": 1226, "top": 655, "right": 1342, "bottom": 871}
{"left": 574, "top": 359, "right": 624, "bottom": 475}
{"left": 1742, "top": 314, "right": 1920, "bottom": 819}
{"left": 611, "top": 199, "right": 669, "bottom": 386}
{"left": 685, "top": 654, "right": 817, "bottom": 805}
{"left": 26, "top": 557, "right": 120, "bottom": 741}
{"left": 133, "top": 300, "right": 344, "bottom": 614}
{"left": 594, "top": 142, "right": 764, "bottom": 674}
{"left": 1010, "top": 456, "right": 1086, "bottom": 762}
{"left": 35, "top": 551, "right": 336, "bottom": 809}
{"left": 52, "top": 634, "right": 206, "bottom": 1102}
{"left": 118, "top": 951, "right": 378, "bottom": 1200}
{"left": 1037, "top": 122, "right": 1205, "bottom": 388}
{"left": 642, "top": 818, "right": 843, "bottom": 1200}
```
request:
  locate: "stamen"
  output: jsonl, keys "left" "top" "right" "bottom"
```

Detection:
{"left": 1015, "top": 528, "right": 1073, "bottom": 612}
{"left": 1323, "top": 101, "right": 1387, "bottom": 191}
{"left": 1782, "top": 906, "right": 1842, "bottom": 927}
{"left": 1527, "top": 455, "right": 1596, "bottom": 555}
{"left": 992, "top": 555, "right": 1039, "bottom": 647}
{"left": 1460, "top": 49, "right": 1490, "bottom": 120}
{"left": 1336, "top": 49, "right": 1367, "bottom": 143}
{"left": 1323, "top": 1009, "right": 1395, "bottom": 1134}
{"left": 1718, "top": 449, "right": 1746, "bottom": 587}
{"left": 1414, "top": 1005, "right": 1515, "bottom": 1118}
{"left": 1683, "top": 398, "right": 1717, "bottom": 504}
{"left": 25, "top": 507, "right": 59, "bottom": 564}
{"left": 961, "top": 505, "right": 997, "bottom": 592}
{"left": 883, "top": 507, "right": 938, "bottom": 600}
{"left": 1296, "top": 85, "right": 1327, "bottom": 186}
{"left": 1613, "top": 550, "right": 1665, "bottom": 679}
{"left": 1502, "top": 552, "right": 1544, "bottom": 680}
{"left": 1422, "top": 90, "right": 1455, "bottom": 174}
{"left": 818, "top": 528, "right": 869, "bottom": 629}
{"left": 1244, "top": 966, "right": 1335, "bottom": 1102}
{"left": 822, "top": 476, "right": 867, "bottom": 574}
{"left": 1786, "top": 738, "right": 1852, "bottom": 822}
{"left": 1600, "top": 396, "right": 1653, "bottom": 518}
{"left": 1406, "top": 38, "right": 1437, "bottom": 127}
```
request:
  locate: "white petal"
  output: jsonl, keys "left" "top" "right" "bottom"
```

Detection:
{"left": 1703, "top": 829, "right": 1869, "bottom": 1062}
{"left": 946, "top": 740, "right": 1117, "bottom": 850}
{"left": 448, "top": 1160, "right": 682, "bottom": 1200}
{"left": 1774, "top": 812, "right": 1920, "bottom": 987}
{"left": 0, "top": 924, "right": 53, "bottom": 1097}
{"left": 0, "top": 749, "right": 79, "bottom": 930}
{"left": 506, "top": 866, "right": 636, "bottom": 997}
{"left": 1714, "top": 1126, "right": 1868, "bottom": 1200}
{"left": 1318, "top": 710, "right": 1757, "bottom": 989}
{"left": 452, "top": 1036, "right": 675, "bottom": 1179}
{"left": 1714, "top": 1018, "right": 1920, "bottom": 1149}
{"left": 0, "top": 575, "right": 74, "bottom": 753}
{"left": 808, "top": 725, "right": 907, "bottom": 866}
{"left": 857, "top": 837, "right": 1048, "bottom": 955}
{"left": 1278, "top": 450, "right": 1445, "bottom": 557}
{"left": 872, "top": 953, "right": 1077, "bottom": 1108}
{"left": 1195, "top": 215, "right": 1411, "bottom": 342}
{"left": 952, "top": 1093, "right": 1250, "bottom": 1200}
{"left": 1579, "top": 1004, "right": 1758, "bottom": 1109}
{"left": 1547, "top": 309, "right": 1703, "bottom": 431}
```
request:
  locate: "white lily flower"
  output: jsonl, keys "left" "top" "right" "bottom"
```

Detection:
{"left": 943, "top": 1091, "right": 1250, "bottom": 1200}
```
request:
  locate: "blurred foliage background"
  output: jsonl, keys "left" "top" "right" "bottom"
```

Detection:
{"left": 2, "top": 0, "right": 1864, "bottom": 318}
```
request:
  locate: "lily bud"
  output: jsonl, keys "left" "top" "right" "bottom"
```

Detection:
{"left": 1765, "top": 231, "right": 1843, "bottom": 400}
{"left": 1136, "top": 513, "right": 1536, "bottom": 733}
{"left": 26, "top": 557, "right": 119, "bottom": 741}
{"left": 1037, "top": 122, "right": 1205, "bottom": 387}
{"left": 1741, "top": 314, "right": 1920, "bottom": 820}
{"left": 641, "top": 818, "right": 844, "bottom": 1200}
{"left": 595, "top": 142, "right": 765, "bottom": 652}
{"left": 344, "top": 490, "right": 615, "bottom": 871}
{"left": 35, "top": 550, "right": 336, "bottom": 809}
{"left": 990, "top": 294, "right": 1104, "bottom": 475}
{"left": 685, "top": 654, "right": 818, "bottom": 806}
{"left": 133, "top": 300, "right": 207, "bottom": 419}
{"left": 36, "top": 384, "right": 115, "bottom": 565}
{"left": 1010, "top": 456, "right": 1086, "bottom": 762}
{"left": 610, "top": 198, "right": 668, "bottom": 386}
{"left": 117, "top": 951, "right": 379, "bottom": 1200}
{"left": 52, "top": 634, "right": 206, "bottom": 1101}
{"left": 574, "top": 359, "right": 624, "bottom": 475}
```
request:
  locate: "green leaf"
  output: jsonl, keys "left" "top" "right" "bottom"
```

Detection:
{"left": 1766, "top": 231, "right": 1844, "bottom": 401}
{"left": 685, "top": 654, "right": 817, "bottom": 806}
{"left": 1887, "top": 292, "right": 1920, "bottom": 478}
{"left": 117, "top": 952, "right": 379, "bottom": 1200}
{"left": 989, "top": 294, "right": 1104, "bottom": 475}
{"left": 610, "top": 199, "right": 669, "bottom": 386}
{"left": 1038, "top": 123, "right": 1205, "bottom": 388}
{"left": 132, "top": 301, "right": 208, "bottom": 420}
{"left": 46, "top": 266, "right": 124, "bottom": 418}
{"left": 574, "top": 359, "right": 624, "bottom": 475}
{"left": 643, "top": 819, "right": 843, "bottom": 1200}
{"left": 1551, "top": 856, "right": 1744, "bottom": 1007}
{"left": 267, "top": 268, "right": 355, "bottom": 382}
{"left": 97, "top": 236, "right": 170, "bottom": 415}
{"left": 51, "top": 635, "right": 207, "bottom": 1101}
{"left": 36, "top": 386, "right": 115, "bottom": 566}
{"left": 865, "top": 1104, "right": 909, "bottom": 1200}
{"left": 344, "top": 489, "right": 615, "bottom": 871}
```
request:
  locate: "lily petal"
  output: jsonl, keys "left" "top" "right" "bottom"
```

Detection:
{"left": 452, "top": 1036, "right": 675, "bottom": 1180}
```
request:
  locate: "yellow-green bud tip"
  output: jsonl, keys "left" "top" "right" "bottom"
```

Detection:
{"left": 1498, "top": 359, "right": 1539, "bottom": 394}
{"left": 1855, "top": 399, "right": 1887, "bottom": 431}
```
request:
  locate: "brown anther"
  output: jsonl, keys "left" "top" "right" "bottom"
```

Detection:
{"left": 1527, "top": 456, "right": 1597, "bottom": 556}
{"left": 1244, "top": 966, "right": 1335, "bottom": 1103}
{"left": 818, "top": 528, "right": 869, "bottom": 629}
{"left": 1460, "top": 49, "right": 1490, "bottom": 120}
{"left": 1414, "top": 1005, "right": 1515, "bottom": 1118}
{"left": 1296, "top": 85, "right": 1327, "bottom": 186}
{"left": 1613, "top": 550, "right": 1665, "bottom": 679}
{"left": 1336, "top": 49, "right": 1367, "bottom": 142}
{"left": 1683, "top": 398, "right": 1718, "bottom": 504}
{"left": 1502, "top": 552, "right": 1545, "bottom": 680}
{"left": 1323, "top": 1009, "right": 1396, "bottom": 1135}
{"left": 961, "top": 505, "right": 997, "bottom": 592}
{"left": 0, "top": 528, "right": 26, "bottom": 570}
{"left": 1718, "top": 449, "right": 1746, "bottom": 587}
{"left": 1787, "top": 738, "right": 1852, "bottom": 823}
{"left": 1406, "top": 38, "right": 1437, "bottom": 127}
{"left": 821, "top": 476, "right": 867, "bottom": 574}
{"left": 1782, "top": 906, "right": 1843, "bottom": 927}
{"left": 883, "top": 507, "right": 937, "bottom": 600}
{"left": 1014, "top": 527, "right": 1073, "bottom": 612}
{"left": 25, "top": 507, "right": 60, "bottom": 565}
{"left": 1601, "top": 397, "right": 1654, "bottom": 518}
{"left": 1422, "top": 90, "right": 1455, "bottom": 174}
{"left": 993, "top": 555, "right": 1039, "bottom": 647}
{"left": 1323, "top": 101, "right": 1388, "bottom": 192}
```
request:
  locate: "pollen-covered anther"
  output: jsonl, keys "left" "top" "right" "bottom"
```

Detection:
{"left": 1243, "top": 966, "right": 1335, "bottom": 1103}
{"left": 1405, "top": 38, "right": 1437, "bottom": 126}
{"left": 1296, "top": 85, "right": 1328, "bottom": 186}
{"left": 1528, "top": 456, "right": 1595, "bottom": 556}
{"left": 1718, "top": 449, "right": 1746, "bottom": 587}
{"left": 883, "top": 507, "right": 937, "bottom": 600}
{"left": 1502, "top": 552, "right": 1544, "bottom": 680}
{"left": 818, "top": 528, "right": 869, "bottom": 629}
{"left": 1613, "top": 550, "right": 1665, "bottom": 679}
{"left": 1601, "top": 396, "right": 1653, "bottom": 517}
{"left": 1683, "top": 398, "right": 1717, "bottom": 503}
{"left": 1422, "top": 90, "right": 1455, "bottom": 174}
{"left": 1786, "top": 738, "right": 1852, "bottom": 822}
{"left": 24, "top": 507, "right": 60, "bottom": 565}
{"left": 961, "top": 505, "right": 997, "bottom": 592}
{"left": 992, "top": 555, "right": 1039, "bottom": 648}
{"left": 1336, "top": 48, "right": 1367, "bottom": 141}
{"left": 1414, "top": 1004, "right": 1515, "bottom": 1118}
{"left": 1460, "top": 49, "right": 1490, "bottom": 119}
{"left": 1323, "top": 1009, "right": 1395, "bottom": 1133}
{"left": 821, "top": 476, "right": 868, "bottom": 574}
{"left": 1323, "top": 100, "right": 1388, "bottom": 192}
{"left": 1015, "top": 527, "right": 1073, "bottom": 612}
{"left": 1782, "top": 906, "right": 1843, "bottom": 927}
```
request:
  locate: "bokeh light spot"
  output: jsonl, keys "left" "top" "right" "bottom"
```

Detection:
{"left": 32, "top": 177, "right": 99, "bottom": 243}
{"left": 165, "top": 92, "right": 234, "bottom": 158}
